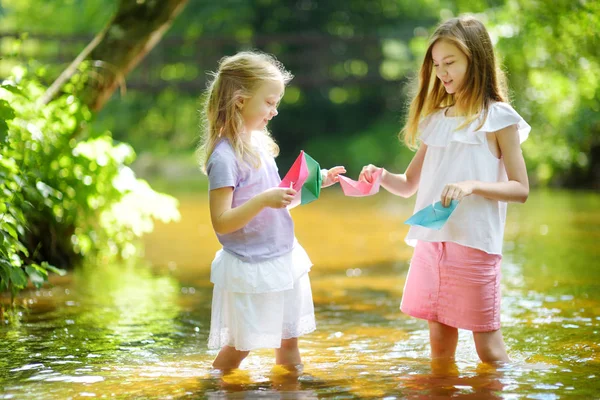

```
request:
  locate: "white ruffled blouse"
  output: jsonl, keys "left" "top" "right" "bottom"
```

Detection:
{"left": 405, "top": 102, "right": 531, "bottom": 255}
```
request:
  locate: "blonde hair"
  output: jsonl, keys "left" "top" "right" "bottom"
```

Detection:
{"left": 198, "top": 51, "right": 293, "bottom": 172}
{"left": 401, "top": 16, "right": 508, "bottom": 149}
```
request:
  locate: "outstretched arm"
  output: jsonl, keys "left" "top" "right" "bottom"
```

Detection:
{"left": 210, "top": 186, "right": 296, "bottom": 235}
{"left": 360, "top": 144, "right": 427, "bottom": 198}
{"left": 321, "top": 166, "right": 346, "bottom": 188}
{"left": 440, "top": 124, "right": 529, "bottom": 207}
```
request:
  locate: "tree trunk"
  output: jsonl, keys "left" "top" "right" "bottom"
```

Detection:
{"left": 41, "top": 0, "right": 189, "bottom": 112}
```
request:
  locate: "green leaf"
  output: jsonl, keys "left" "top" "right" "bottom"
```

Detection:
{"left": 0, "top": 267, "right": 9, "bottom": 292}
{"left": 1, "top": 84, "right": 28, "bottom": 99}
{"left": 41, "top": 262, "right": 66, "bottom": 276}
{"left": 25, "top": 265, "right": 48, "bottom": 289}
{"left": 0, "top": 120, "right": 8, "bottom": 143}
{"left": 9, "top": 267, "right": 27, "bottom": 288}
{"left": 3, "top": 223, "right": 18, "bottom": 240}
{"left": 0, "top": 156, "right": 19, "bottom": 173}
{"left": 0, "top": 100, "right": 15, "bottom": 121}
{"left": 14, "top": 241, "right": 29, "bottom": 257}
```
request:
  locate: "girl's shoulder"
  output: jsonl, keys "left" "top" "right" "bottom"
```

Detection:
{"left": 418, "top": 102, "right": 531, "bottom": 147}
{"left": 207, "top": 139, "right": 238, "bottom": 168}
{"left": 476, "top": 102, "right": 531, "bottom": 143}
{"left": 211, "top": 139, "right": 235, "bottom": 157}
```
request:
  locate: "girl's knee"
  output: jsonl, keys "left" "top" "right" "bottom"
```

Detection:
{"left": 430, "top": 329, "right": 446, "bottom": 343}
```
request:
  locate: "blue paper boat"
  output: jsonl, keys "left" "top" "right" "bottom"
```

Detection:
{"left": 405, "top": 200, "right": 459, "bottom": 230}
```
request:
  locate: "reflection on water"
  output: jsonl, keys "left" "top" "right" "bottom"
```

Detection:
{"left": 1, "top": 190, "right": 599, "bottom": 398}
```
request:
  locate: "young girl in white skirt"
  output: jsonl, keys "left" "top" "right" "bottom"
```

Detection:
{"left": 199, "top": 51, "right": 345, "bottom": 370}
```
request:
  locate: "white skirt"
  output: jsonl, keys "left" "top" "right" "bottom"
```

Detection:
{"left": 207, "top": 242, "right": 316, "bottom": 351}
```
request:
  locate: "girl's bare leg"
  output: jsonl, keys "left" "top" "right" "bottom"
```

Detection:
{"left": 212, "top": 346, "right": 249, "bottom": 370}
{"left": 473, "top": 329, "right": 510, "bottom": 363}
{"left": 275, "top": 337, "right": 301, "bottom": 366}
{"left": 429, "top": 321, "right": 459, "bottom": 359}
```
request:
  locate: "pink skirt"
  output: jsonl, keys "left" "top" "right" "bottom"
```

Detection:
{"left": 400, "top": 241, "right": 503, "bottom": 332}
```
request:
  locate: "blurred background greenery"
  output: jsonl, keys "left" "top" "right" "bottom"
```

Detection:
{"left": 0, "top": 0, "right": 598, "bottom": 302}
{"left": 2, "top": 0, "right": 598, "bottom": 187}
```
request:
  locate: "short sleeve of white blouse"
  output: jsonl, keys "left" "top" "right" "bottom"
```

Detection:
{"left": 405, "top": 102, "right": 531, "bottom": 255}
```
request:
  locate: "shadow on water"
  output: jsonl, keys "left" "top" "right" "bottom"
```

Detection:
{"left": 1, "top": 189, "right": 599, "bottom": 398}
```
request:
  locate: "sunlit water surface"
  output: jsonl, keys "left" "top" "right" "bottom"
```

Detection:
{"left": 1, "top": 190, "right": 599, "bottom": 399}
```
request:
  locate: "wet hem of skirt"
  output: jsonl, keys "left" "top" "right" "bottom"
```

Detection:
{"left": 400, "top": 307, "right": 500, "bottom": 332}
{"left": 207, "top": 314, "right": 317, "bottom": 351}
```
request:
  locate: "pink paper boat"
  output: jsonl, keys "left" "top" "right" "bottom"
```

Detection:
{"left": 339, "top": 168, "right": 383, "bottom": 197}
{"left": 278, "top": 150, "right": 309, "bottom": 208}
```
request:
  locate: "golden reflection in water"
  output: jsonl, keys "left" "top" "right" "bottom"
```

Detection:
{"left": 142, "top": 191, "right": 415, "bottom": 276}
{"left": 397, "top": 360, "right": 505, "bottom": 399}
{"left": 72, "top": 261, "right": 181, "bottom": 343}
{"left": 136, "top": 191, "right": 508, "bottom": 398}
{"left": 3, "top": 190, "right": 599, "bottom": 398}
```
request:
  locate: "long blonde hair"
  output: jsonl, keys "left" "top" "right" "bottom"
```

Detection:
{"left": 198, "top": 51, "right": 293, "bottom": 172}
{"left": 401, "top": 16, "right": 508, "bottom": 149}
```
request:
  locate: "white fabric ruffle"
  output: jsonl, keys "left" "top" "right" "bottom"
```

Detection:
{"left": 210, "top": 240, "right": 313, "bottom": 293}
{"left": 420, "top": 102, "right": 531, "bottom": 147}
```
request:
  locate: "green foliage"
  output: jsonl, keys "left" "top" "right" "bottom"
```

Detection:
{"left": 0, "top": 81, "right": 46, "bottom": 303}
{"left": 0, "top": 65, "right": 180, "bottom": 309}
{"left": 0, "top": 0, "right": 116, "bottom": 34}
{"left": 89, "top": 0, "right": 446, "bottom": 171}
{"left": 2, "top": 0, "right": 597, "bottom": 189}
{"left": 459, "top": 0, "right": 600, "bottom": 186}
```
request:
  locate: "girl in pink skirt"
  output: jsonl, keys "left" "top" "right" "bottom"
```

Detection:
{"left": 360, "top": 16, "right": 530, "bottom": 363}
